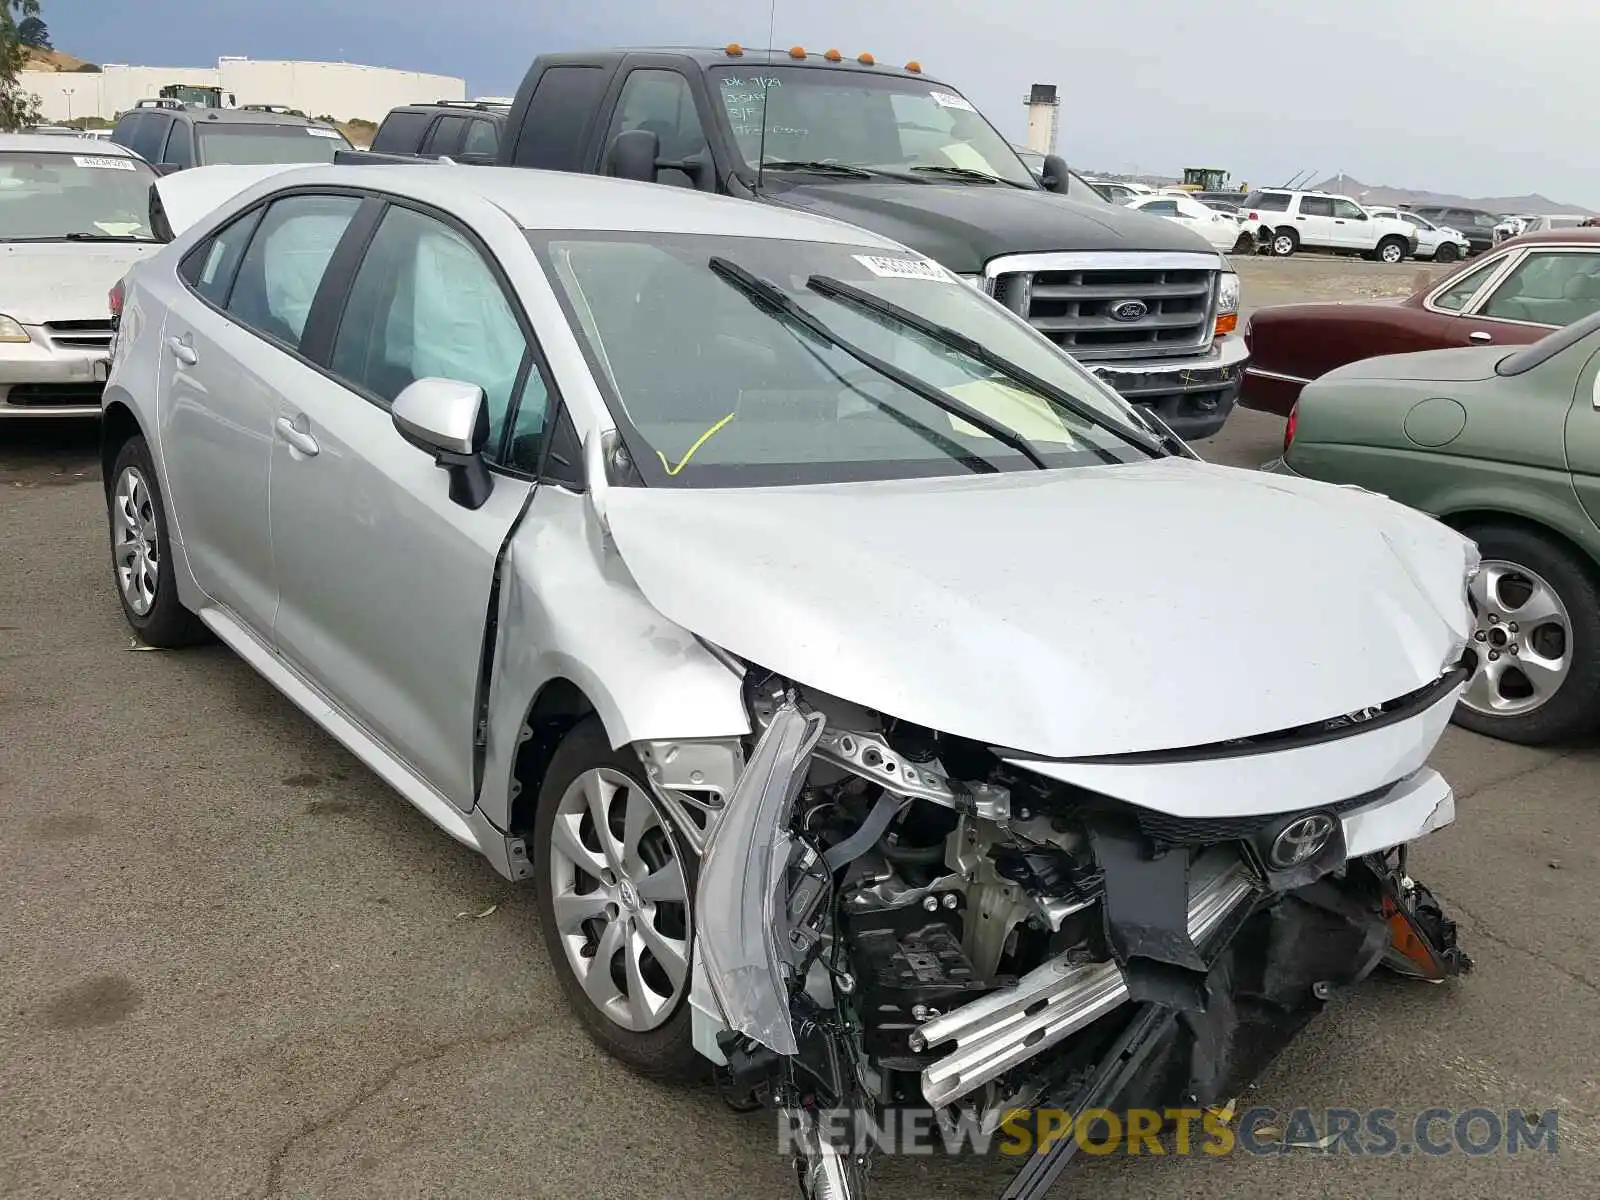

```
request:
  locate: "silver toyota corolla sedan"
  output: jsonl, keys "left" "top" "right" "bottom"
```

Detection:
{"left": 103, "top": 164, "right": 1476, "bottom": 1200}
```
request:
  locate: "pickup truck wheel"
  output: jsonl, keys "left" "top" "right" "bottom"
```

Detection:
{"left": 533, "top": 715, "right": 702, "bottom": 1079}
{"left": 106, "top": 436, "right": 207, "bottom": 647}
{"left": 1434, "top": 242, "right": 1460, "bottom": 264}
{"left": 1452, "top": 525, "right": 1600, "bottom": 745}
{"left": 1271, "top": 229, "right": 1298, "bottom": 257}
{"left": 1377, "top": 237, "right": 1408, "bottom": 264}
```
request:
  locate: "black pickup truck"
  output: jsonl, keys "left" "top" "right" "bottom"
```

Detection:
{"left": 346, "top": 47, "right": 1249, "bottom": 438}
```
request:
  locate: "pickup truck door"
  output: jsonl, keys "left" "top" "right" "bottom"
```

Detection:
{"left": 593, "top": 62, "right": 717, "bottom": 191}
{"left": 266, "top": 197, "right": 549, "bottom": 812}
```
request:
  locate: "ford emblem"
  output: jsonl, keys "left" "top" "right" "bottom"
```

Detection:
{"left": 1109, "top": 299, "right": 1148, "bottom": 322}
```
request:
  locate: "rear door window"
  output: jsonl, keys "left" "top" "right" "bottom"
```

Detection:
{"left": 510, "top": 65, "right": 610, "bottom": 169}
{"left": 1478, "top": 251, "right": 1600, "bottom": 326}
{"left": 225, "top": 194, "right": 362, "bottom": 349}
{"left": 371, "top": 109, "right": 431, "bottom": 152}
{"left": 460, "top": 118, "right": 499, "bottom": 157}
{"left": 423, "top": 114, "right": 468, "bottom": 156}
{"left": 1244, "top": 191, "right": 1290, "bottom": 211}
{"left": 1298, "top": 196, "right": 1333, "bottom": 217}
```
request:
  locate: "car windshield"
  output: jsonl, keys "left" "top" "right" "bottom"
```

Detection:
{"left": 710, "top": 67, "right": 1036, "bottom": 188}
{"left": 531, "top": 232, "right": 1155, "bottom": 487}
{"left": 196, "top": 124, "right": 348, "bottom": 166}
{"left": 0, "top": 150, "right": 159, "bottom": 241}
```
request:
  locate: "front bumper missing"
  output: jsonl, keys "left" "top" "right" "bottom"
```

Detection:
{"left": 1084, "top": 333, "right": 1249, "bottom": 441}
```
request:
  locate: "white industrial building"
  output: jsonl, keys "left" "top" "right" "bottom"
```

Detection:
{"left": 22, "top": 57, "right": 466, "bottom": 124}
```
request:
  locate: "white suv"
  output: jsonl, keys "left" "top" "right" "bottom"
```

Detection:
{"left": 1242, "top": 189, "right": 1419, "bottom": 262}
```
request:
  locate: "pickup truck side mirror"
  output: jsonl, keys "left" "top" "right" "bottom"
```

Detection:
{"left": 150, "top": 162, "right": 182, "bottom": 177}
{"left": 1040, "top": 154, "right": 1071, "bottom": 195}
{"left": 607, "top": 128, "right": 661, "bottom": 184}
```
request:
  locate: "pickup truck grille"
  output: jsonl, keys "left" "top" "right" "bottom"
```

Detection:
{"left": 986, "top": 252, "right": 1220, "bottom": 361}
{"left": 43, "top": 319, "right": 115, "bottom": 351}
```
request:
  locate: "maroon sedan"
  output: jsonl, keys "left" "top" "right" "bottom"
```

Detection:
{"left": 1240, "top": 228, "right": 1600, "bottom": 416}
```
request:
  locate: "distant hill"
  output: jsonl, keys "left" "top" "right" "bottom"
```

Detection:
{"left": 21, "top": 46, "right": 99, "bottom": 72}
{"left": 1309, "top": 175, "right": 1592, "bottom": 217}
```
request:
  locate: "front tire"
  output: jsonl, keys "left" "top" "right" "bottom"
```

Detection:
{"left": 1434, "top": 242, "right": 1460, "bottom": 264}
{"left": 1453, "top": 524, "right": 1600, "bottom": 745}
{"left": 1377, "top": 237, "right": 1408, "bottom": 264}
{"left": 106, "top": 436, "right": 207, "bottom": 647}
{"left": 1271, "top": 229, "right": 1298, "bottom": 257}
{"left": 533, "top": 715, "right": 701, "bottom": 1079}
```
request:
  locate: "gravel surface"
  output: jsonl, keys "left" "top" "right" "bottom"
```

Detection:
{"left": 3, "top": 252, "right": 1595, "bottom": 1200}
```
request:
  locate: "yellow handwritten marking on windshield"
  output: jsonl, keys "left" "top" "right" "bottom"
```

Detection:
{"left": 943, "top": 378, "right": 1077, "bottom": 444}
{"left": 656, "top": 412, "right": 736, "bottom": 476}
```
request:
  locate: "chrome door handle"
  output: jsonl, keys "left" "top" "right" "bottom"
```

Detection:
{"left": 275, "top": 415, "right": 319, "bottom": 457}
{"left": 1469, "top": 331, "right": 1493, "bottom": 342}
{"left": 164, "top": 335, "right": 197, "bottom": 365}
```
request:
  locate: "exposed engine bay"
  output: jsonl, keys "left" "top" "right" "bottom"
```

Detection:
{"left": 683, "top": 673, "right": 1471, "bottom": 1200}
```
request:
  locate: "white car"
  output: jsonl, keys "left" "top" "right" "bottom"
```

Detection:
{"left": 1366, "top": 206, "right": 1471, "bottom": 264}
{"left": 0, "top": 134, "right": 163, "bottom": 418}
{"left": 105, "top": 162, "right": 1475, "bottom": 1200}
{"left": 1241, "top": 188, "right": 1419, "bottom": 261}
{"left": 1124, "top": 192, "right": 1259, "bottom": 253}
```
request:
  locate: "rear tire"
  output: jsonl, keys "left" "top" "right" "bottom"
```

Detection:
{"left": 533, "top": 715, "right": 703, "bottom": 1080}
{"left": 1452, "top": 524, "right": 1600, "bottom": 745}
{"left": 1271, "top": 229, "right": 1298, "bottom": 257}
{"left": 106, "top": 435, "right": 208, "bottom": 648}
{"left": 1377, "top": 237, "right": 1407, "bottom": 264}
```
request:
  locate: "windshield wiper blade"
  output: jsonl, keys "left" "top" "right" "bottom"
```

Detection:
{"left": 707, "top": 255, "right": 1049, "bottom": 471}
{"left": 63, "top": 232, "right": 160, "bottom": 242}
{"left": 905, "top": 165, "right": 1026, "bottom": 188}
{"left": 760, "top": 159, "right": 876, "bottom": 179}
{"left": 806, "top": 274, "right": 1164, "bottom": 459}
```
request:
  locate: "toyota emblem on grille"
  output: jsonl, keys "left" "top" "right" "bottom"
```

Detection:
{"left": 1268, "top": 814, "right": 1336, "bottom": 868}
{"left": 1109, "top": 299, "right": 1149, "bottom": 322}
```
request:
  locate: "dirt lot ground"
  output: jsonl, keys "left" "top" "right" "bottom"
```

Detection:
{"left": 3, "top": 253, "right": 1596, "bottom": 1200}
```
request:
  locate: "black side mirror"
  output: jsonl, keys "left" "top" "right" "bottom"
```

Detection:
{"left": 607, "top": 128, "right": 661, "bottom": 183}
{"left": 150, "top": 162, "right": 182, "bottom": 177}
{"left": 1041, "top": 154, "right": 1071, "bottom": 195}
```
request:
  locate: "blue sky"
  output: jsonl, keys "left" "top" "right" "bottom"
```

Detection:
{"left": 39, "top": 0, "right": 1600, "bottom": 207}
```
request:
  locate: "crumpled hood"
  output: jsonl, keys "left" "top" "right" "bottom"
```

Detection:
{"left": 1322, "top": 344, "right": 1504, "bottom": 384}
{"left": 604, "top": 460, "right": 1475, "bottom": 759}
{"left": 761, "top": 181, "right": 1217, "bottom": 273}
{"left": 0, "top": 242, "right": 158, "bottom": 324}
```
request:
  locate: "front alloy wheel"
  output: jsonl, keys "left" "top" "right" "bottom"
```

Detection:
{"left": 547, "top": 765, "right": 690, "bottom": 1032}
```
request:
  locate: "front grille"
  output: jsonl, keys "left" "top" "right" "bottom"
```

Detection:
{"left": 989, "top": 254, "right": 1219, "bottom": 361}
{"left": 4, "top": 382, "right": 103, "bottom": 407}
{"left": 1134, "top": 786, "right": 1389, "bottom": 846}
{"left": 44, "top": 319, "right": 115, "bottom": 351}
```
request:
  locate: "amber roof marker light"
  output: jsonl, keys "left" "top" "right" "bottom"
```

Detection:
{"left": 789, "top": 45, "right": 807, "bottom": 59}
{"left": 724, "top": 43, "right": 744, "bottom": 57}
{"left": 824, "top": 48, "right": 843, "bottom": 62}
{"left": 905, "top": 60, "right": 923, "bottom": 73}
{"left": 857, "top": 52, "right": 876, "bottom": 65}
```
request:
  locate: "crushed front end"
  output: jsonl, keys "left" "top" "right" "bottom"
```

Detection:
{"left": 680, "top": 671, "right": 1471, "bottom": 1200}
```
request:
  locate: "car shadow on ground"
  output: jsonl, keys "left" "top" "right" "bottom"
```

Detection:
{"left": 2, "top": 417, "right": 101, "bottom": 488}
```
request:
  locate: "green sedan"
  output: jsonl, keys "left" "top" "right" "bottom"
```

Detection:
{"left": 1268, "top": 311, "right": 1600, "bottom": 745}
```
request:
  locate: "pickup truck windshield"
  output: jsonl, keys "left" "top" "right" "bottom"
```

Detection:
{"left": 531, "top": 231, "right": 1150, "bottom": 487}
{"left": 710, "top": 68, "right": 1036, "bottom": 189}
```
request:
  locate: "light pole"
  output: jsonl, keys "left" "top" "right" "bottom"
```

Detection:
{"left": 63, "top": 88, "right": 74, "bottom": 122}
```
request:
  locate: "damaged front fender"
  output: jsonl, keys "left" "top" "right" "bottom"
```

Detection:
{"left": 694, "top": 700, "right": 826, "bottom": 1056}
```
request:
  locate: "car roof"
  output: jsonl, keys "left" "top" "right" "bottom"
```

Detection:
{"left": 132, "top": 108, "right": 333, "bottom": 130}
{"left": 198, "top": 164, "right": 911, "bottom": 246}
{"left": 0, "top": 132, "right": 143, "bottom": 156}
{"left": 1495, "top": 227, "right": 1600, "bottom": 250}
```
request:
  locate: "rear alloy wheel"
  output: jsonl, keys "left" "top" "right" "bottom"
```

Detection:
{"left": 1453, "top": 525, "right": 1600, "bottom": 744}
{"left": 1377, "top": 237, "right": 1407, "bottom": 264}
{"left": 107, "top": 436, "right": 207, "bottom": 647}
{"left": 1272, "top": 230, "right": 1298, "bottom": 257}
{"left": 1435, "top": 242, "right": 1460, "bottom": 264}
{"left": 533, "top": 716, "right": 700, "bottom": 1078}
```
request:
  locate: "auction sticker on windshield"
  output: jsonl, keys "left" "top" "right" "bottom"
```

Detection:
{"left": 852, "top": 254, "right": 950, "bottom": 281}
{"left": 305, "top": 128, "right": 344, "bottom": 138}
{"left": 928, "top": 91, "right": 976, "bottom": 111}
{"left": 73, "top": 156, "right": 137, "bottom": 171}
